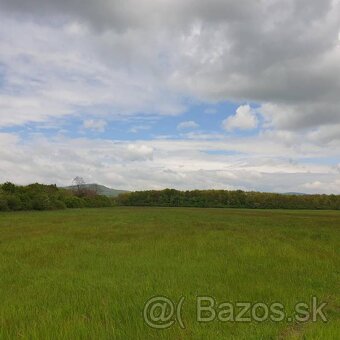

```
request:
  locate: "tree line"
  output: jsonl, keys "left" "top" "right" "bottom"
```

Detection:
{"left": 1, "top": 183, "right": 339, "bottom": 212}
{"left": 116, "top": 189, "right": 340, "bottom": 210}
{"left": 0, "top": 182, "right": 113, "bottom": 211}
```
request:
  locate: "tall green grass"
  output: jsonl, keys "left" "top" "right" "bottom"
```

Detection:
{"left": 0, "top": 207, "right": 339, "bottom": 339}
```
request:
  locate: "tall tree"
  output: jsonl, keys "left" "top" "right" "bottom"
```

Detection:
{"left": 72, "top": 177, "right": 86, "bottom": 196}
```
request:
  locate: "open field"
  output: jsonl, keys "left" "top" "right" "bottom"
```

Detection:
{"left": 0, "top": 207, "right": 339, "bottom": 339}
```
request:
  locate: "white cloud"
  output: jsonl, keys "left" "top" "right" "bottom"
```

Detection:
{"left": 177, "top": 120, "right": 199, "bottom": 130}
{"left": 0, "top": 132, "right": 338, "bottom": 194}
{"left": 83, "top": 119, "right": 107, "bottom": 132}
{"left": 302, "top": 179, "right": 340, "bottom": 193}
{"left": 222, "top": 105, "right": 258, "bottom": 131}
{"left": 0, "top": 14, "right": 185, "bottom": 128}
{"left": 126, "top": 144, "right": 154, "bottom": 161}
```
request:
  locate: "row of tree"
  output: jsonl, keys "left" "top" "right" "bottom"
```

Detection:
{"left": 0, "top": 182, "right": 113, "bottom": 211}
{"left": 1, "top": 184, "right": 339, "bottom": 212}
{"left": 116, "top": 189, "right": 340, "bottom": 210}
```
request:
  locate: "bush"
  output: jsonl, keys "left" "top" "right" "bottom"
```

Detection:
{"left": 1, "top": 182, "right": 17, "bottom": 193}
{"left": 19, "top": 194, "right": 33, "bottom": 210}
{"left": 84, "top": 195, "right": 112, "bottom": 208}
{"left": 0, "top": 197, "right": 9, "bottom": 211}
{"left": 32, "top": 194, "right": 52, "bottom": 210}
{"left": 53, "top": 200, "right": 67, "bottom": 210}
{"left": 6, "top": 195, "right": 22, "bottom": 211}
{"left": 64, "top": 196, "right": 86, "bottom": 209}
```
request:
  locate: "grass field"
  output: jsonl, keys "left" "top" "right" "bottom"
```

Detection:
{"left": 0, "top": 207, "right": 339, "bottom": 339}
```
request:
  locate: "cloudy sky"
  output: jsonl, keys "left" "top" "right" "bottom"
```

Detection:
{"left": 0, "top": 0, "right": 339, "bottom": 193}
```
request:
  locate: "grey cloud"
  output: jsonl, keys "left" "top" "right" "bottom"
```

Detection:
{"left": 0, "top": 0, "right": 262, "bottom": 31}
{"left": 0, "top": 0, "right": 339, "bottom": 133}
{"left": 308, "top": 124, "right": 340, "bottom": 144}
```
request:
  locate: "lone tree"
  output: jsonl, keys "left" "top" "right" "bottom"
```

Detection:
{"left": 72, "top": 177, "right": 97, "bottom": 197}
{"left": 72, "top": 176, "right": 86, "bottom": 196}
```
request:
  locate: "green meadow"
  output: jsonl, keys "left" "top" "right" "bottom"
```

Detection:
{"left": 0, "top": 207, "right": 339, "bottom": 339}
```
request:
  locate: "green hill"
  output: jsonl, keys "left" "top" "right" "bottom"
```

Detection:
{"left": 64, "top": 184, "right": 128, "bottom": 197}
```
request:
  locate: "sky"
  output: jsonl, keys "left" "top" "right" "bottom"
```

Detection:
{"left": 0, "top": 0, "right": 339, "bottom": 193}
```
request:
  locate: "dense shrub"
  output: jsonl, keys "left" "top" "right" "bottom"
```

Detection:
{"left": 2, "top": 182, "right": 16, "bottom": 193}
{"left": 0, "top": 183, "right": 114, "bottom": 212}
{"left": 0, "top": 197, "right": 9, "bottom": 211}
{"left": 6, "top": 195, "right": 23, "bottom": 211}
{"left": 31, "top": 194, "right": 52, "bottom": 210}
{"left": 64, "top": 196, "right": 86, "bottom": 209}
{"left": 84, "top": 195, "right": 112, "bottom": 208}
{"left": 53, "top": 200, "right": 67, "bottom": 210}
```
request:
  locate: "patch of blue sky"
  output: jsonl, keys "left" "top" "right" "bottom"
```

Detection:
{"left": 0, "top": 100, "right": 263, "bottom": 141}
{"left": 0, "top": 121, "right": 62, "bottom": 140}
{"left": 205, "top": 150, "right": 243, "bottom": 156}
{"left": 147, "top": 100, "right": 261, "bottom": 138}
{"left": 298, "top": 157, "right": 340, "bottom": 166}
{"left": 0, "top": 63, "right": 7, "bottom": 88}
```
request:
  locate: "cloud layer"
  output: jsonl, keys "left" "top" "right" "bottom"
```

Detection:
{"left": 0, "top": 132, "right": 339, "bottom": 193}
{"left": 0, "top": 0, "right": 339, "bottom": 192}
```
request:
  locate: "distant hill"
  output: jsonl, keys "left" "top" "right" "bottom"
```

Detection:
{"left": 283, "top": 192, "right": 308, "bottom": 196}
{"left": 64, "top": 184, "right": 128, "bottom": 197}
